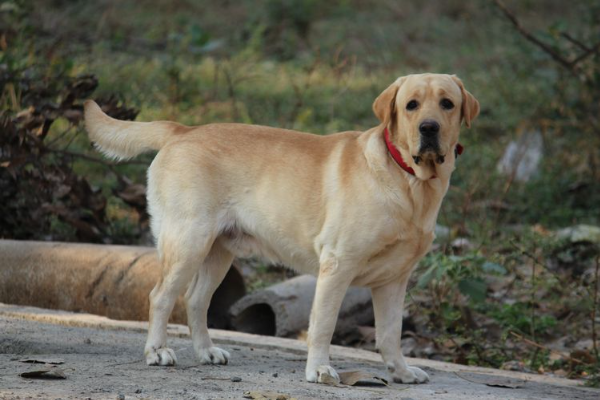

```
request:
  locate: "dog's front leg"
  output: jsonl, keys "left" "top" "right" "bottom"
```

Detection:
{"left": 371, "top": 278, "right": 429, "bottom": 384}
{"left": 305, "top": 258, "right": 354, "bottom": 384}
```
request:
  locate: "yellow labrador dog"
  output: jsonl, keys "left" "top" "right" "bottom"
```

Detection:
{"left": 84, "top": 73, "right": 478, "bottom": 384}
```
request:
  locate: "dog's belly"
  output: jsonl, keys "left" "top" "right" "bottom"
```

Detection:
{"left": 217, "top": 229, "right": 320, "bottom": 275}
{"left": 217, "top": 218, "right": 435, "bottom": 288}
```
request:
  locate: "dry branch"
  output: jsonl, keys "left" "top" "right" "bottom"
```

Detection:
{"left": 492, "top": 0, "right": 600, "bottom": 74}
{"left": 509, "top": 331, "right": 587, "bottom": 365}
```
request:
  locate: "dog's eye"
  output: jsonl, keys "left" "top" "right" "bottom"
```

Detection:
{"left": 440, "top": 99, "right": 454, "bottom": 110}
{"left": 406, "top": 100, "right": 419, "bottom": 111}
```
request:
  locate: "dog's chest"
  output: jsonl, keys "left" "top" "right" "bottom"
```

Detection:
{"left": 352, "top": 226, "right": 435, "bottom": 287}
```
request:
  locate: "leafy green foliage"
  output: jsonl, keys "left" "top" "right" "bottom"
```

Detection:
{"left": 417, "top": 252, "right": 506, "bottom": 302}
{"left": 484, "top": 302, "right": 557, "bottom": 336}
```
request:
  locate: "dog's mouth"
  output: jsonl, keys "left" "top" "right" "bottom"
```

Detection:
{"left": 413, "top": 143, "right": 445, "bottom": 166}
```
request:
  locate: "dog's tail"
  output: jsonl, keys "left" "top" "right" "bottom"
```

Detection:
{"left": 84, "top": 100, "right": 184, "bottom": 161}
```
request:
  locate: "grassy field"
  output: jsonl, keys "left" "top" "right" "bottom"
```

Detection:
{"left": 2, "top": 0, "right": 600, "bottom": 386}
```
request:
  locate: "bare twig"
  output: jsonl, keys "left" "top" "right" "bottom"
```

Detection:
{"left": 508, "top": 239, "right": 566, "bottom": 290}
{"left": 528, "top": 257, "right": 539, "bottom": 368}
{"left": 570, "top": 41, "right": 600, "bottom": 66}
{"left": 210, "top": 63, "right": 220, "bottom": 101}
{"left": 492, "top": 0, "right": 600, "bottom": 73}
{"left": 509, "top": 331, "right": 587, "bottom": 365}
{"left": 201, "top": 376, "right": 232, "bottom": 381}
{"left": 104, "top": 359, "right": 144, "bottom": 368}
{"left": 60, "top": 128, "right": 80, "bottom": 151}
{"left": 592, "top": 256, "right": 600, "bottom": 361}
{"left": 530, "top": 259, "right": 536, "bottom": 340}
{"left": 493, "top": 0, "right": 574, "bottom": 71}
{"left": 7, "top": 83, "right": 19, "bottom": 110}
{"left": 45, "top": 125, "right": 74, "bottom": 147}
{"left": 287, "top": 55, "right": 320, "bottom": 127}
{"left": 329, "top": 49, "right": 357, "bottom": 123}
{"left": 560, "top": 32, "right": 591, "bottom": 52}
{"left": 222, "top": 66, "right": 238, "bottom": 120}
{"left": 221, "top": 60, "right": 260, "bottom": 121}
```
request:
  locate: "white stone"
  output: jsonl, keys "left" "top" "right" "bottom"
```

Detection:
{"left": 497, "top": 130, "right": 543, "bottom": 182}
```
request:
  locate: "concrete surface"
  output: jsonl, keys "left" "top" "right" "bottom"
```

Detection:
{"left": 0, "top": 303, "right": 597, "bottom": 400}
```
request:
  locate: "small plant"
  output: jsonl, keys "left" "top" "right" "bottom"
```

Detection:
{"left": 485, "top": 302, "right": 557, "bottom": 337}
{"left": 417, "top": 251, "right": 507, "bottom": 303}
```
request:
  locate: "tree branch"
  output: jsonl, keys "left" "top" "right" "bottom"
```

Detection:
{"left": 560, "top": 32, "right": 591, "bottom": 52}
{"left": 509, "top": 331, "right": 587, "bottom": 365}
{"left": 570, "top": 40, "right": 600, "bottom": 66}
{"left": 493, "top": 0, "right": 600, "bottom": 75}
{"left": 492, "top": 0, "right": 575, "bottom": 71}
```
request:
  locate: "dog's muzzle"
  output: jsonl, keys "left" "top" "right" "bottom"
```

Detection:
{"left": 414, "top": 119, "right": 445, "bottom": 165}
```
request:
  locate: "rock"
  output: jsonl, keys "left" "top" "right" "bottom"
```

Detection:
{"left": 497, "top": 130, "right": 543, "bottom": 182}
{"left": 553, "top": 369, "right": 568, "bottom": 378}
{"left": 500, "top": 360, "right": 531, "bottom": 373}
{"left": 556, "top": 225, "right": 600, "bottom": 245}
{"left": 574, "top": 339, "right": 594, "bottom": 350}
{"left": 435, "top": 224, "right": 451, "bottom": 242}
{"left": 401, "top": 337, "right": 417, "bottom": 357}
{"left": 451, "top": 238, "right": 473, "bottom": 252}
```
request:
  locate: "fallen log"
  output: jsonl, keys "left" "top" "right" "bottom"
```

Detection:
{"left": 0, "top": 240, "right": 245, "bottom": 327}
{"left": 229, "top": 275, "right": 374, "bottom": 337}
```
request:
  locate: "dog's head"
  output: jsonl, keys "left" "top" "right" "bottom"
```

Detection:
{"left": 373, "top": 74, "right": 479, "bottom": 178}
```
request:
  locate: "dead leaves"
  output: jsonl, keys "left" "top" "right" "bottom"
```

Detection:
{"left": 241, "top": 370, "right": 390, "bottom": 400}
{"left": 317, "top": 369, "right": 389, "bottom": 387}
{"left": 243, "top": 391, "right": 296, "bottom": 400}
{"left": 19, "top": 358, "right": 67, "bottom": 380}
{"left": 20, "top": 367, "right": 67, "bottom": 380}
{"left": 0, "top": 72, "right": 140, "bottom": 243}
{"left": 20, "top": 357, "right": 65, "bottom": 365}
{"left": 338, "top": 370, "right": 389, "bottom": 386}
{"left": 455, "top": 372, "right": 526, "bottom": 389}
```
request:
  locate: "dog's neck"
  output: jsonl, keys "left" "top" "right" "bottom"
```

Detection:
{"left": 360, "top": 127, "right": 456, "bottom": 232}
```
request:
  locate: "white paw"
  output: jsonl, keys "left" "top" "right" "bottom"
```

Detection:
{"left": 197, "top": 346, "right": 230, "bottom": 365}
{"left": 306, "top": 365, "right": 340, "bottom": 384}
{"left": 145, "top": 347, "right": 177, "bottom": 366}
{"left": 392, "top": 365, "right": 429, "bottom": 384}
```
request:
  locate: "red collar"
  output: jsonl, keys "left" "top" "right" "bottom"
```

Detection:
{"left": 383, "top": 127, "right": 463, "bottom": 179}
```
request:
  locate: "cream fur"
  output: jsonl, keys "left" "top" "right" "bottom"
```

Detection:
{"left": 84, "top": 73, "right": 479, "bottom": 384}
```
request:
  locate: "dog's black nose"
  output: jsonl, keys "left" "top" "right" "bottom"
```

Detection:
{"left": 419, "top": 120, "right": 440, "bottom": 137}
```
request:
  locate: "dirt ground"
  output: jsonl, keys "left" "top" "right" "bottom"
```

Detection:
{"left": 0, "top": 304, "right": 598, "bottom": 400}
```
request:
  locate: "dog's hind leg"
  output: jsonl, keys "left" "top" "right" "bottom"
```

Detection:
{"left": 145, "top": 222, "right": 215, "bottom": 366}
{"left": 184, "top": 240, "right": 234, "bottom": 365}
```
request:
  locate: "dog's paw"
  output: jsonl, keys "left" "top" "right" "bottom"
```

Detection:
{"left": 145, "top": 347, "right": 177, "bottom": 366}
{"left": 197, "top": 346, "right": 230, "bottom": 365}
{"left": 306, "top": 365, "right": 340, "bottom": 384}
{"left": 391, "top": 365, "right": 429, "bottom": 384}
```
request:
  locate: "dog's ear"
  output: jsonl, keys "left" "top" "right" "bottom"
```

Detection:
{"left": 373, "top": 77, "right": 406, "bottom": 125}
{"left": 451, "top": 76, "right": 480, "bottom": 128}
